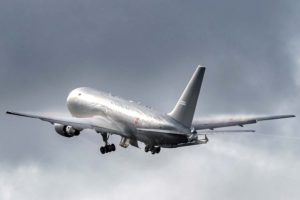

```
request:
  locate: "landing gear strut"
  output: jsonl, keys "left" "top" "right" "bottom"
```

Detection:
{"left": 145, "top": 145, "right": 161, "bottom": 154}
{"left": 99, "top": 132, "right": 116, "bottom": 154}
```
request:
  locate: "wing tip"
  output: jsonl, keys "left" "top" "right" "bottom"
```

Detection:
{"left": 5, "top": 111, "right": 32, "bottom": 118}
{"left": 282, "top": 114, "right": 296, "bottom": 119}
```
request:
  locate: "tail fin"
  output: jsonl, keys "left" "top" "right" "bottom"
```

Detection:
{"left": 168, "top": 65, "right": 205, "bottom": 128}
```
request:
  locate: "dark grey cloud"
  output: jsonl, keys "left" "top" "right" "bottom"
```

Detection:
{"left": 0, "top": 0, "right": 299, "bottom": 199}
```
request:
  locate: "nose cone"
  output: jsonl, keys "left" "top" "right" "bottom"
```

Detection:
{"left": 67, "top": 88, "right": 86, "bottom": 116}
{"left": 67, "top": 88, "right": 81, "bottom": 103}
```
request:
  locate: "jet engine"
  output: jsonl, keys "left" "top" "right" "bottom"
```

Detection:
{"left": 54, "top": 124, "right": 80, "bottom": 137}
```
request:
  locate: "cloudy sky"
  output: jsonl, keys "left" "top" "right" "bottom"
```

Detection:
{"left": 1, "top": 0, "right": 299, "bottom": 199}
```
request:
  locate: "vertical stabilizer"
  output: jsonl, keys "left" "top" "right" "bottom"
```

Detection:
{"left": 168, "top": 66, "right": 205, "bottom": 128}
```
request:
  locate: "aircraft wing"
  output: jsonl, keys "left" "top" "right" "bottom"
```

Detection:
{"left": 6, "top": 111, "right": 125, "bottom": 135}
{"left": 192, "top": 115, "right": 295, "bottom": 130}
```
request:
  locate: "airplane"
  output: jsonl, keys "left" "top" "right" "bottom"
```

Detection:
{"left": 6, "top": 66, "right": 295, "bottom": 155}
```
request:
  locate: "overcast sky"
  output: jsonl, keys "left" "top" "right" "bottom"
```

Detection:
{"left": 0, "top": 0, "right": 300, "bottom": 200}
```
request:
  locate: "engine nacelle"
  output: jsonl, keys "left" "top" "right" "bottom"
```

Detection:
{"left": 54, "top": 124, "right": 80, "bottom": 137}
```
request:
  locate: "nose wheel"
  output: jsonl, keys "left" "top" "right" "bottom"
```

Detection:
{"left": 99, "top": 132, "right": 116, "bottom": 154}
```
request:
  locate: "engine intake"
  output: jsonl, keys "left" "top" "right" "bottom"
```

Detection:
{"left": 54, "top": 124, "right": 80, "bottom": 137}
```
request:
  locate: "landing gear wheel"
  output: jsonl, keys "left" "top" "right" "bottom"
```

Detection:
{"left": 99, "top": 144, "right": 116, "bottom": 154}
{"left": 109, "top": 145, "right": 113, "bottom": 152}
{"left": 100, "top": 146, "right": 105, "bottom": 154}
{"left": 145, "top": 146, "right": 150, "bottom": 153}
{"left": 156, "top": 147, "right": 161, "bottom": 154}
{"left": 105, "top": 145, "right": 112, "bottom": 153}
{"left": 149, "top": 146, "right": 161, "bottom": 154}
{"left": 111, "top": 144, "right": 116, "bottom": 151}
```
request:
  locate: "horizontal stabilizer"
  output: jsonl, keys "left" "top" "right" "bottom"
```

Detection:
{"left": 197, "top": 129, "right": 255, "bottom": 135}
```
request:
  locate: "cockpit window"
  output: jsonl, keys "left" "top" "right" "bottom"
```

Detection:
{"left": 78, "top": 93, "right": 82, "bottom": 96}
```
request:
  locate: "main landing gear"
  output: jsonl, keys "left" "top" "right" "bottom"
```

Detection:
{"left": 100, "top": 144, "right": 115, "bottom": 154}
{"left": 145, "top": 145, "right": 161, "bottom": 154}
{"left": 99, "top": 132, "right": 116, "bottom": 154}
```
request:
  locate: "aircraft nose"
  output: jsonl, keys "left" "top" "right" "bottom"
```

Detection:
{"left": 67, "top": 88, "right": 82, "bottom": 103}
{"left": 67, "top": 88, "right": 85, "bottom": 116}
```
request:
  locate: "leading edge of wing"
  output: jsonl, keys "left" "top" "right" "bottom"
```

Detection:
{"left": 192, "top": 114, "right": 296, "bottom": 130}
{"left": 6, "top": 111, "right": 124, "bottom": 134}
